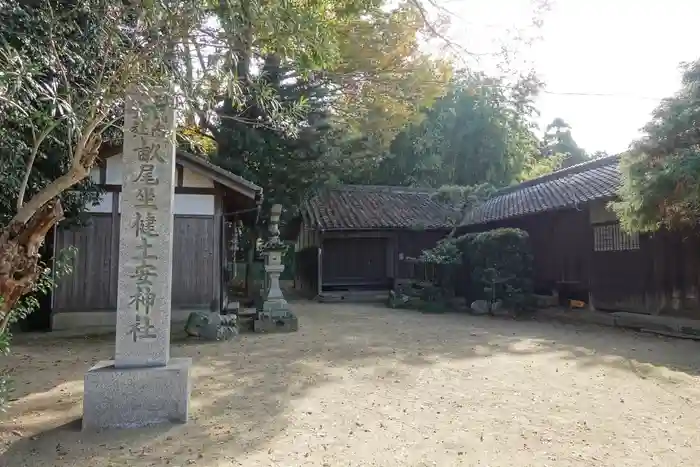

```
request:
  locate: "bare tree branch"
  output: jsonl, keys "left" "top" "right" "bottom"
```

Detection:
{"left": 16, "top": 120, "right": 61, "bottom": 211}
{"left": 12, "top": 114, "right": 104, "bottom": 226}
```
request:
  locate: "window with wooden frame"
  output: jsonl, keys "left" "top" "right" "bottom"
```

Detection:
{"left": 593, "top": 223, "right": 640, "bottom": 252}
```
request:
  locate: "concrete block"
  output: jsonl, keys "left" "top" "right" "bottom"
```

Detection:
{"left": 82, "top": 358, "right": 191, "bottom": 431}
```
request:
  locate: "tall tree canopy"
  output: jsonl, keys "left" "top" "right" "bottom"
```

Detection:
{"left": 211, "top": 55, "right": 338, "bottom": 213}
{"left": 353, "top": 71, "right": 560, "bottom": 189}
{"left": 542, "top": 117, "right": 588, "bottom": 168}
{"left": 329, "top": 3, "right": 452, "bottom": 149}
{"left": 612, "top": 58, "right": 700, "bottom": 233}
{"left": 198, "top": 1, "right": 452, "bottom": 216}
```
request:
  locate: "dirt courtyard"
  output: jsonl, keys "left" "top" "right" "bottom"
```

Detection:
{"left": 2, "top": 302, "right": 700, "bottom": 466}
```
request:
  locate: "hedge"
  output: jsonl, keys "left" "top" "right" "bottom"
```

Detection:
{"left": 457, "top": 228, "right": 534, "bottom": 309}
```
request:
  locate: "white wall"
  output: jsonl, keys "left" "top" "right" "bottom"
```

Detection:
{"left": 106, "top": 156, "right": 123, "bottom": 185}
{"left": 87, "top": 193, "right": 113, "bottom": 213}
{"left": 88, "top": 154, "right": 216, "bottom": 216}
{"left": 182, "top": 167, "right": 214, "bottom": 188}
{"left": 173, "top": 194, "right": 214, "bottom": 215}
{"left": 103, "top": 154, "right": 213, "bottom": 189}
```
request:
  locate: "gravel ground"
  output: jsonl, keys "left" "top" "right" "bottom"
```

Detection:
{"left": 2, "top": 302, "right": 700, "bottom": 466}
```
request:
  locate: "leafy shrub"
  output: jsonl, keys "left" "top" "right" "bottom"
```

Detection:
{"left": 388, "top": 282, "right": 452, "bottom": 313}
{"left": 419, "top": 237, "right": 460, "bottom": 264}
{"left": 432, "top": 183, "right": 498, "bottom": 208}
{"left": 458, "top": 228, "right": 534, "bottom": 311}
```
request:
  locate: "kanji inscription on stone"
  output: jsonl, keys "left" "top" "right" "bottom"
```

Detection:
{"left": 115, "top": 88, "right": 176, "bottom": 368}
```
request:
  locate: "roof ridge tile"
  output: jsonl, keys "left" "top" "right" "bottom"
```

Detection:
{"left": 302, "top": 184, "right": 457, "bottom": 230}
{"left": 460, "top": 156, "right": 622, "bottom": 226}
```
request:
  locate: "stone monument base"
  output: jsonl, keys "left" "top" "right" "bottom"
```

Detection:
{"left": 254, "top": 298, "right": 298, "bottom": 333}
{"left": 82, "top": 358, "right": 191, "bottom": 431}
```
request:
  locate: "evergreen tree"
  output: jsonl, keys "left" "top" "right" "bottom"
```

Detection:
{"left": 612, "top": 58, "right": 700, "bottom": 233}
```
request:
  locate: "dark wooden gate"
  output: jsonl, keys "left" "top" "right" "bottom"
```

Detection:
{"left": 53, "top": 214, "right": 116, "bottom": 311}
{"left": 171, "top": 216, "right": 216, "bottom": 307}
{"left": 54, "top": 214, "right": 216, "bottom": 312}
{"left": 322, "top": 237, "right": 389, "bottom": 289}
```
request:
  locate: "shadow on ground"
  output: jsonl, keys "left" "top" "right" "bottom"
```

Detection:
{"left": 2, "top": 301, "right": 700, "bottom": 466}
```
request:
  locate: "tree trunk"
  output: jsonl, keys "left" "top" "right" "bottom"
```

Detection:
{"left": 0, "top": 128, "right": 101, "bottom": 333}
{"left": 0, "top": 199, "right": 64, "bottom": 333}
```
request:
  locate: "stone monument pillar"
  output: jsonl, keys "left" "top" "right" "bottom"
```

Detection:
{"left": 82, "top": 88, "right": 191, "bottom": 430}
{"left": 254, "top": 204, "right": 298, "bottom": 333}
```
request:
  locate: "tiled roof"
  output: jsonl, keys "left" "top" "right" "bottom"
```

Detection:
{"left": 301, "top": 185, "right": 459, "bottom": 230}
{"left": 460, "top": 155, "right": 621, "bottom": 226}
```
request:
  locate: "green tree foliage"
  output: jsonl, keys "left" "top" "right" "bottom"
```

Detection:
{"left": 418, "top": 228, "right": 535, "bottom": 313}
{"left": 419, "top": 237, "right": 462, "bottom": 264}
{"left": 518, "top": 150, "right": 564, "bottom": 181}
{"left": 0, "top": 0, "right": 108, "bottom": 226}
{"left": 212, "top": 55, "right": 337, "bottom": 215}
{"left": 459, "top": 229, "right": 534, "bottom": 311}
{"left": 432, "top": 184, "right": 498, "bottom": 207}
{"left": 612, "top": 58, "right": 700, "bottom": 233}
{"left": 430, "top": 183, "right": 498, "bottom": 234}
{"left": 197, "top": 1, "right": 452, "bottom": 219}
{"left": 357, "top": 71, "right": 559, "bottom": 189}
{"left": 0, "top": 0, "right": 217, "bottom": 335}
{"left": 178, "top": 0, "right": 375, "bottom": 135}
{"left": 590, "top": 150, "right": 610, "bottom": 160}
{"left": 542, "top": 117, "right": 588, "bottom": 168}
{"left": 329, "top": 2, "right": 452, "bottom": 150}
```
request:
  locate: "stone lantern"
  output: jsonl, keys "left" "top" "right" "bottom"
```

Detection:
{"left": 254, "top": 204, "right": 298, "bottom": 333}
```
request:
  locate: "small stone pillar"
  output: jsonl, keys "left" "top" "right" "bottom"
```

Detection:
{"left": 254, "top": 204, "right": 298, "bottom": 333}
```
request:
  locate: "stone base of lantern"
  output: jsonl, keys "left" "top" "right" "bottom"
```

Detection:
{"left": 82, "top": 358, "right": 191, "bottom": 431}
{"left": 254, "top": 298, "right": 298, "bottom": 333}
